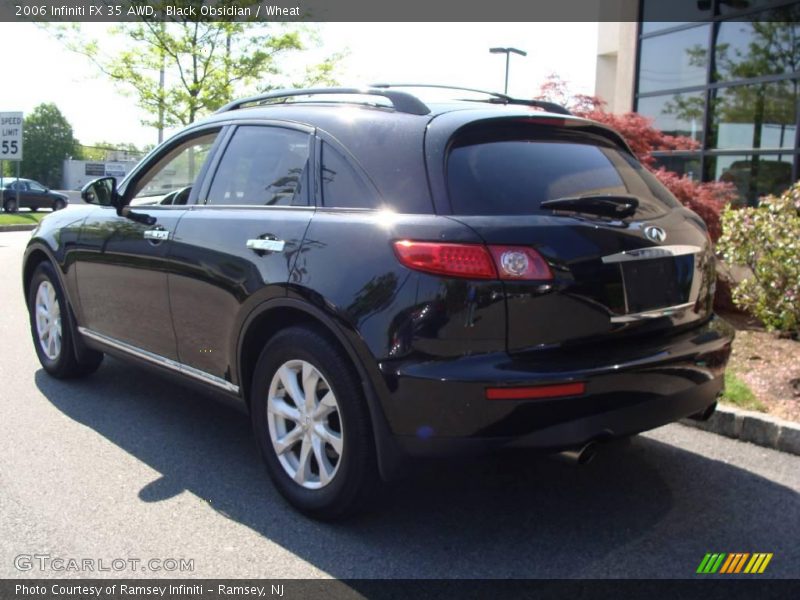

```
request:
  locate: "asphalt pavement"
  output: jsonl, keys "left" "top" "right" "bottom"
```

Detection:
{"left": 1, "top": 228, "right": 799, "bottom": 579}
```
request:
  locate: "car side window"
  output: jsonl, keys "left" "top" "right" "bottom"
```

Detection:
{"left": 321, "top": 142, "right": 376, "bottom": 209}
{"left": 129, "top": 132, "right": 218, "bottom": 205}
{"left": 206, "top": 126, "right": 310, "bottom": 207}
{"left": 29, "top": 181, "right": 46, "bottom": 192}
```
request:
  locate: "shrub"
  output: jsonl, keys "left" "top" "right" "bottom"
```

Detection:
{"left": 717, "top": 182, "right": 800, "bottom": 335}
{"left": 650, "top": 169, "right": 735, "bottom": 242}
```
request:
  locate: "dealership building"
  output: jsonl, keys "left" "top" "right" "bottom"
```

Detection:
{"left": 596, "top": 0, "right": 799, "bottom": 204}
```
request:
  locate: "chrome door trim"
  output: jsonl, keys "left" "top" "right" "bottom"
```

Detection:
{"left": 601, "top": 244, "right": 701, "bottom": 264}
{"left": 77, "top": 327, "right": 239, "bottom": 394}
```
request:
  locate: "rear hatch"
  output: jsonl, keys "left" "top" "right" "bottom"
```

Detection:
{"left": 437, "top": 117, "right": 715, "bottom": 353}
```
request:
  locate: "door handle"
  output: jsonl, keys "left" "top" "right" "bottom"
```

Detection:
{"left": 246, "top": 238, "right": 285, "bottom": 253}
{"left": 144, "top": 229, "right": 169, "bottom": 241}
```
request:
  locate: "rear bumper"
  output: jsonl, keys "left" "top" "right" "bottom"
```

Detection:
{"left": 379, "top": 316, "right": 734, "bottom": 456}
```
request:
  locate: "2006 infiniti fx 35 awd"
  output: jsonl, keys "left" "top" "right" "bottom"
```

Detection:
{"left": 23, "top": 85, "right": 734, "bottom": 519}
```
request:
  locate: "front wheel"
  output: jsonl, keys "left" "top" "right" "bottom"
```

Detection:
{"left": 28, "top": 262, "right": 104, "bottom": 378}
{"left": 250, "top": 326, "right": 380, "bottom": 520}
{"left": 52, "top": 199, "right": 66, "bottom": 211}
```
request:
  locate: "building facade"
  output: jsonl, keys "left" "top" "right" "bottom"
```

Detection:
{"left": 596, "top": 0, "right": 799, "bottom": 205}
{"left": 62, "top": 159, "right": 139, "bottom": 191}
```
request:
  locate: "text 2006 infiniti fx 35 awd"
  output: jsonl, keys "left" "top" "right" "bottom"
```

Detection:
{"left": 23, "top": 86, "right": 734, "bottom": 519}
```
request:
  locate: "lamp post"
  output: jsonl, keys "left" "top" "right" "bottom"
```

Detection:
{"left": 489, "top": 47, "right": 527, "bottom": 95}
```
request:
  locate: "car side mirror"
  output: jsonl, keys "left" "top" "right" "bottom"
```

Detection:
{"left": 82, "top": 176, "right": 156, "bottom": 225}
{"left": 81, "top": 177, "right": 121, "bottom": 208}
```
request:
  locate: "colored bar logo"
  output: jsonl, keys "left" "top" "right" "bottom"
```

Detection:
{"left": 696, "top": 553, "right": 773, "bottom": 574}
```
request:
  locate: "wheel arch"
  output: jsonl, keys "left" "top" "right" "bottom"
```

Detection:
{"left": 236, "top": 297, "right": 405, "bottom": 481}
{"left": 22, "top": 247, "right": 54, "bottom": 299}
{"left": 23, "top": 243, "right": 95, "bottom": 365}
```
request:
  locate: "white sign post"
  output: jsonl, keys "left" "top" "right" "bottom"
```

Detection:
{"left": 0, "top": 112, "right": 23, "bottom": 161}
{"left": 0, "top": 112, "right": 23, "bottom": 211}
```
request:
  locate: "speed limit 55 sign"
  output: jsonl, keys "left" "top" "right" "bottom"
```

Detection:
{"left": 0, "top": 112, "right": 23, "bottom": 160}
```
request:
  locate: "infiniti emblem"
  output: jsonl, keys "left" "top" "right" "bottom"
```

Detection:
{"left": 644, "top": 225, "right": 667, "bottom": 243}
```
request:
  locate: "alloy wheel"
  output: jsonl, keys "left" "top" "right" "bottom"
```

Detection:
{"left": 35, "top": 280, "right": 62, "bottom": 360}
{"left": 266, "top": 360, "right": 343, "bottom": 489}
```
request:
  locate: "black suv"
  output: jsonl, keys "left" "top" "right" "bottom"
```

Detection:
{"left": 23, "top": 86, "right": 734, "bottom": 519}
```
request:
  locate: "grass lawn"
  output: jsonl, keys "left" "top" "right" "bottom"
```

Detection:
{"left": 0, "top": 211, "right": 47, "bottom": 226}
{"left": 721, "top": 371, "right": 765, "bottom": 412}
{"left": 720, "top": 310, "right": 800, "bottom": 421}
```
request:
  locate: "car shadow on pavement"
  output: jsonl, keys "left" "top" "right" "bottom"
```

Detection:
{"left": 35, "top": 358, "right": 800, "bottom": 579}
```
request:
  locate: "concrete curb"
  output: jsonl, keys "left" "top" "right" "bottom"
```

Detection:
{"left": 0, "top": 224, "right": 36, "bottom": 232}
{"left": 681, "top": 404, "right": 800, "bottom": 456}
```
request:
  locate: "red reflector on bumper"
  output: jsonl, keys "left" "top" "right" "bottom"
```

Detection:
{"left": 485, "top": 382, "right": 586, "bottom": 400}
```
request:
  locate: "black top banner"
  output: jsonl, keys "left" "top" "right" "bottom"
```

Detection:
{"left": 0, "top": 0, "right": 797, "bottom": 22}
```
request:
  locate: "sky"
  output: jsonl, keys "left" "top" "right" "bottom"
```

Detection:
{"left": 0, "top": 22, "right": 598, "bottom": 149}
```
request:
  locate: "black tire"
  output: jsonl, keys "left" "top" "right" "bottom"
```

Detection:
{"left": 250, "top": 326, "right": 380, "bottom": 520}
{"left": 4, "top": 199, "right": 17, "bottom": 213}
{"left": 53, "top": 199, "right": 66, "bottom": 211}
{"left": 28, "top": 261, "right": 104, "bottom": 379}
{"left": 30, "top": 206, "right": 38, "bottom": 213}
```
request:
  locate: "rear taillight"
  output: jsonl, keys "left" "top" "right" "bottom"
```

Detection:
{"left": 392, "top": 240, "right": 496, "bottom": 279}
{"left": 393, "top": 241, "right": 552, "bottom": 281}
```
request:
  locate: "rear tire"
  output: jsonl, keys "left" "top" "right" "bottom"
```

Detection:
{"left": 30, "top": 207, "right": 38, "bottom": 213}
{"left": 28, "top": 262, "right": 104, "bottom": 379}
{"left": 250, "top": 326, "right": 380, "bottom": 520}
{"left": 4, "top": 199, "right": 17, "bottom": 213}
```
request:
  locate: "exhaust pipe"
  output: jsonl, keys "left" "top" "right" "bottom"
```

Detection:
{"left": 689, "top": 401, "right": 717, "bottom": 422}
{"left": 555, "top": 441, "right": 598, "bottom": 466}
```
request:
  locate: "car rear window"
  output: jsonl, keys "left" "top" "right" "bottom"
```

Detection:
{"left": 446, "top": 123, "right": 679, "bottom": 217}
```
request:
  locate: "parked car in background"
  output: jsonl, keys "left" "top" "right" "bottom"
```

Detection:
{"left": 22, "top": 85, "right": 734, "bottom": 519}
{"left": 1, "top": 178, "right": 69, "bottom": 212}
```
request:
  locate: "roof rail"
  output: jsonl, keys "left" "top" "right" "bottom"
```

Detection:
{"left": 369, "top": 83, "right": 572, "bottom": 116}
{"left": 486, "top": 97, "right": 572, "bottom": 116}
{"left": 370, "top": 83, "right": 513, "bottom": 101}
{"left": 215, "top": 87, "right": 431, "bottom": 116}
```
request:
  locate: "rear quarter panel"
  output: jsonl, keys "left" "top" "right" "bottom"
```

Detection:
{"left": 289, "top": 209, "right": 508, "bottom": 364}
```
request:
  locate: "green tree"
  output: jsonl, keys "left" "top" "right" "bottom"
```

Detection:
{"left": 54, "top": 12, "right": 344, "bottom": 135}
{"left": 686, "top": 15, "right": 799, "bottom": 202}
{"left": 79, "top": 141, "right": 148, "bottom": 161}
{"left": 678, "top": 17, "right": 800, "bottom": 131}
{"left": 18, "top": 103, "right": 81, "bottom": 188}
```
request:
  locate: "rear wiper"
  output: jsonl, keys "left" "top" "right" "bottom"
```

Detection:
{"left": 540, "top": 194, "right": 639, "bottom": 219}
